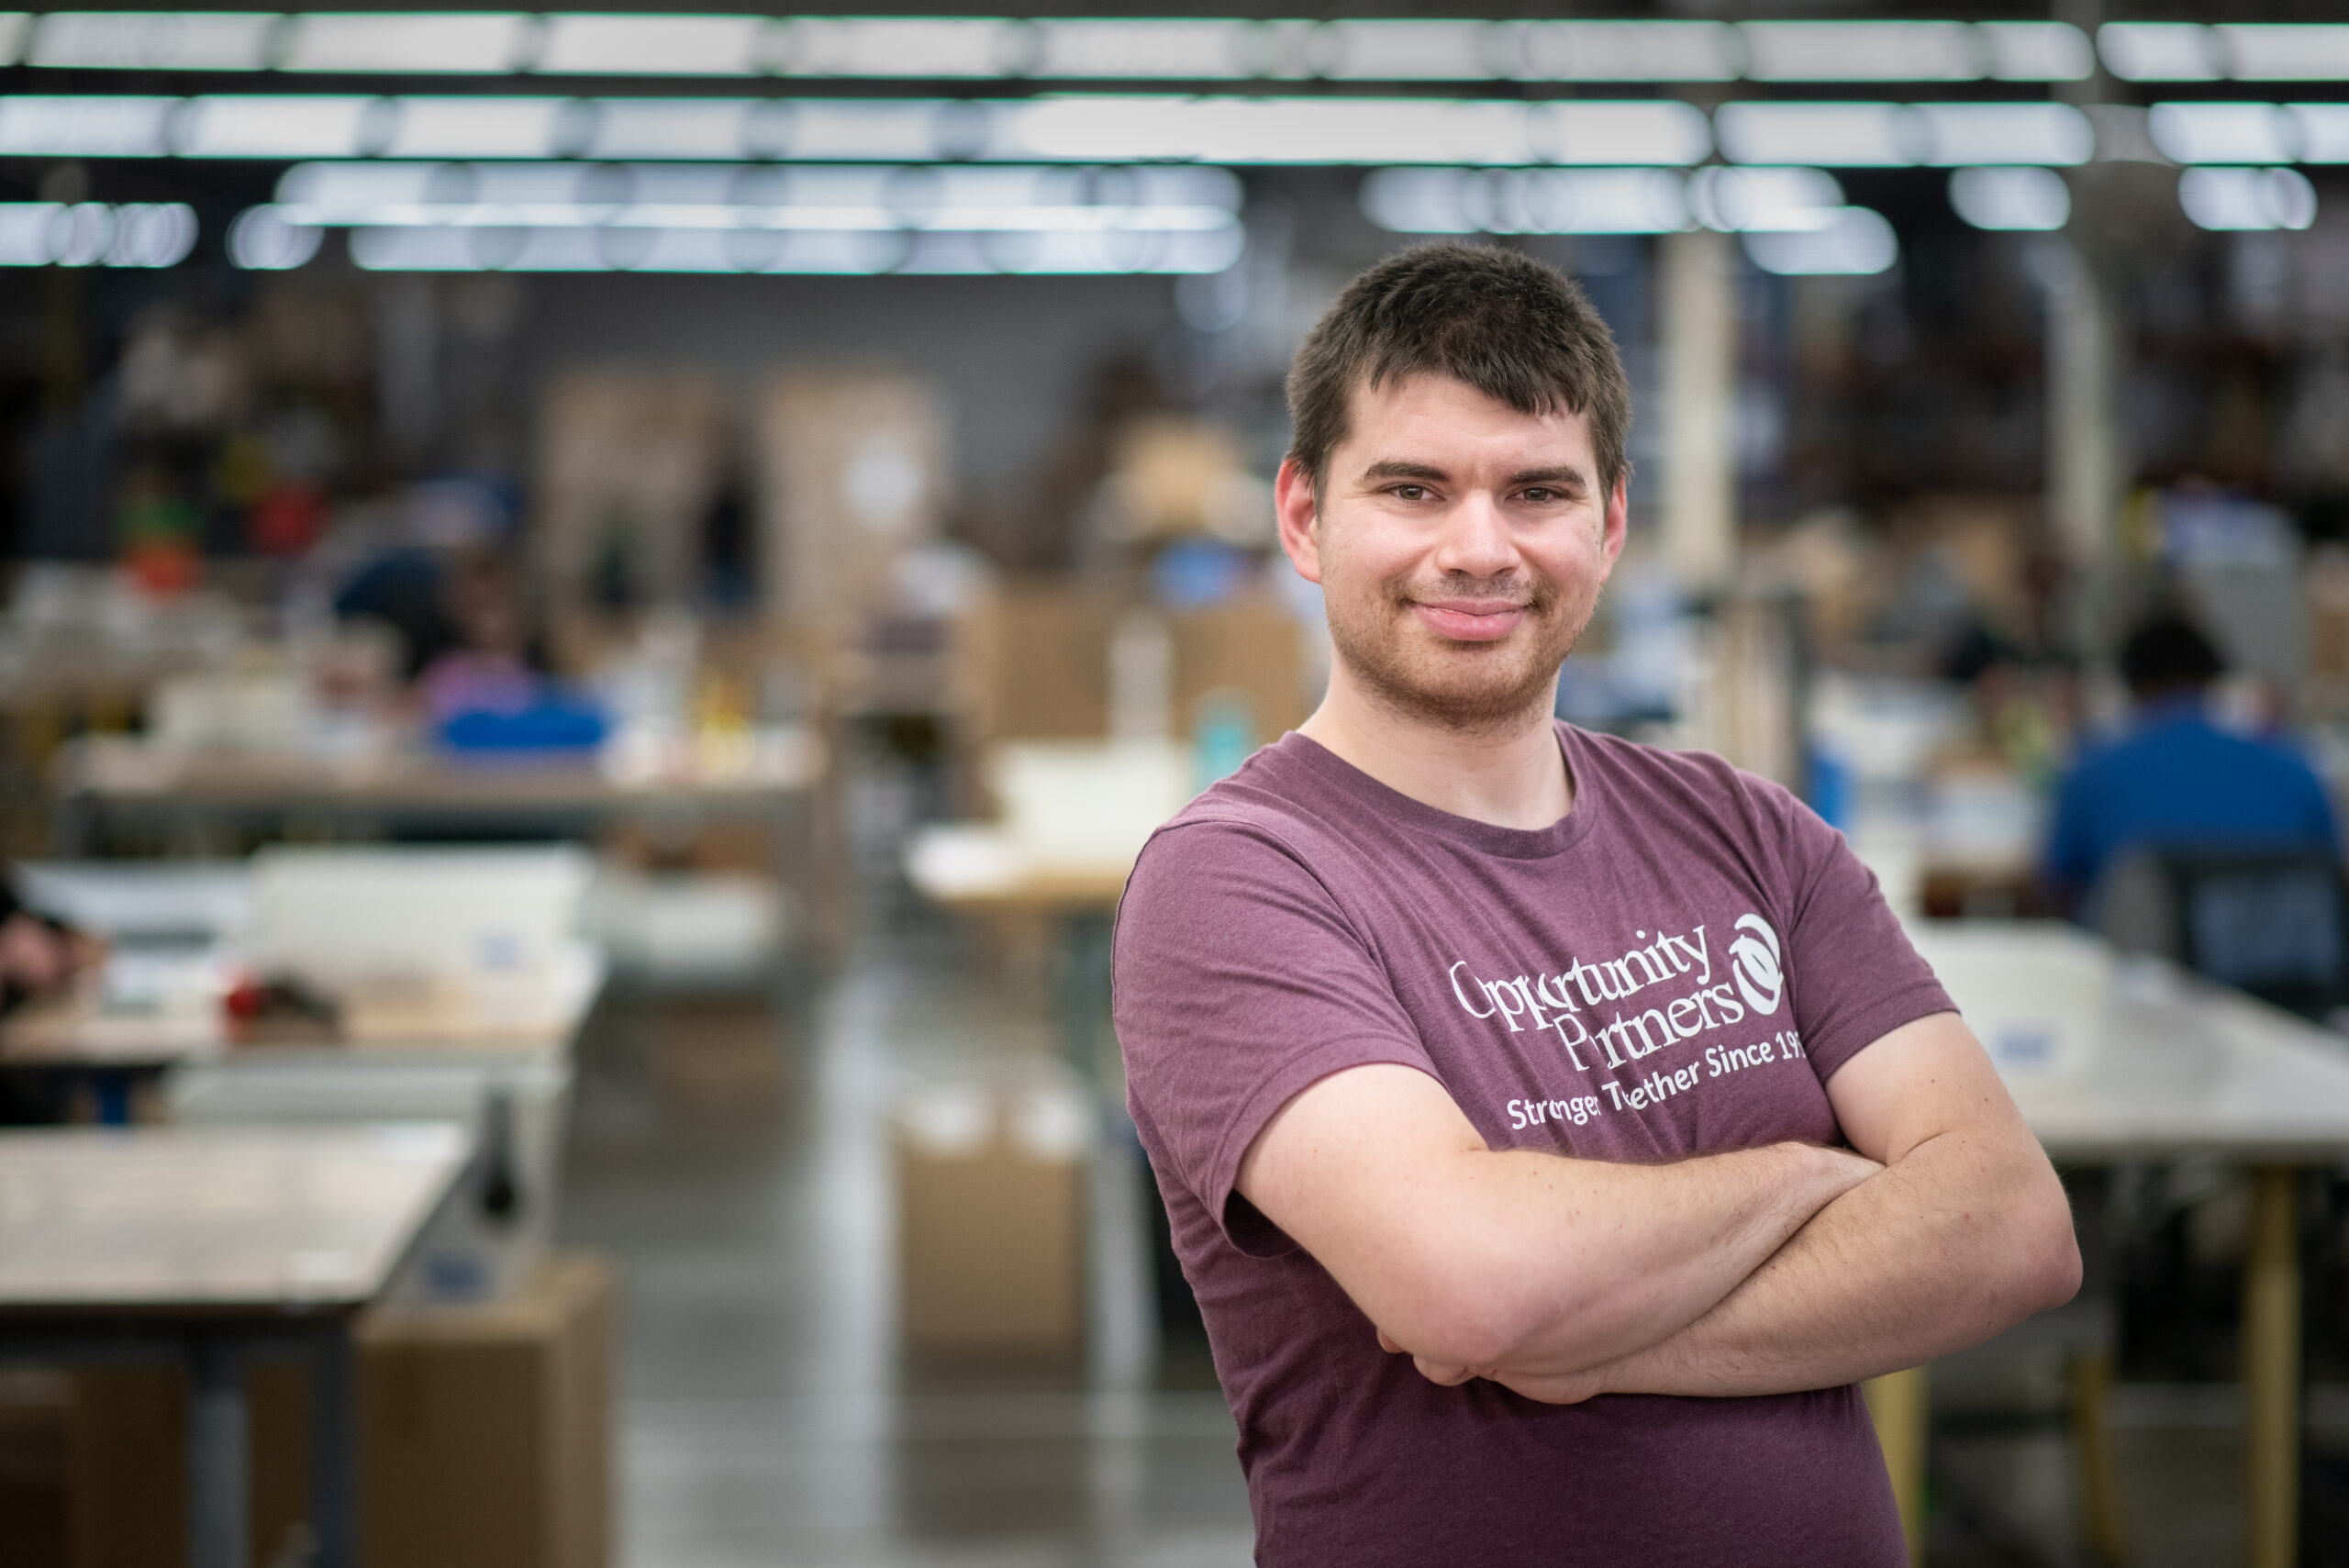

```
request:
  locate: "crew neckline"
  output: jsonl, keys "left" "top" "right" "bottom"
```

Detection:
{"left": 1268, "top": 720, "right": 1600, "bottom": 862}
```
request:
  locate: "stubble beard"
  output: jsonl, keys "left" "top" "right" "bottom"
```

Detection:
{"left": 1327, "top": 573, "right": 1599, "bottom": 740}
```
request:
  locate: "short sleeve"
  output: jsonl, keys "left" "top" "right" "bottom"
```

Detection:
{"left": 1762, "top": 782, "right": 1955, "bottom": 1082}
{"left": 1113, "top": 817, "right": 1436, "bottom": 1256}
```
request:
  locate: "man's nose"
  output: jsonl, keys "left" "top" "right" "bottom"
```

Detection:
{"left": 1431, "top": 493, "right": 1520, "bottom": 579}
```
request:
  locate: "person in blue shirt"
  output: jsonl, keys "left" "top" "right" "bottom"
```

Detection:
{"left": 2043, "top": 610, "right": 2341, "bottom": 916}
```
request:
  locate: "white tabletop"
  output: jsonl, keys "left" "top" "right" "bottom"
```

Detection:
{"left": 1921, "top": 923, "right": 2349, "bottom": 1163}
{"left": 0, "top": 1123, "right": 466, "bottom": 1315}
{"left": 2008, "top": 970, "right": 2349, "bottom": 1163}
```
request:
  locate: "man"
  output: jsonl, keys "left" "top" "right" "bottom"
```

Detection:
{"left": 2045, "top": 608, "right": 2337, "bottom": 917}
{"left": 1112, "top": 244, "right": 2079, "bottom": 1566}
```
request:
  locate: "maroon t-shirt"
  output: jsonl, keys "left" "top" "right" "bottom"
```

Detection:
{"left": 1113, "top": 723, "right": 1954, "bottom": 1568}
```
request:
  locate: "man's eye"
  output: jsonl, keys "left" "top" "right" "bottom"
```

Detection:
{"left": 1520, "top": 487, "right": 1560, "bottom": 504}
{"left": 1393, "top": 485, "right": 1429, "bottom": 501}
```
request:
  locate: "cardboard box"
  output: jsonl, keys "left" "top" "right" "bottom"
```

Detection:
{"left": 896, "top": 1076, "right": 1090, "bottom": 1356}
{"left": 756, "top": 371, "right": 949, "bottom": 630}
{"left": 67, "top": 1253, "right": 614, "bottom": 1568}
{"left": 961, "top": 580, "right": 1311, "bottom": 748}
{"left": 536, "top": 370, "right": 726, "bottom": 617}
{"left": 0, "top": 1371, "right": 72, "bottom": 1568}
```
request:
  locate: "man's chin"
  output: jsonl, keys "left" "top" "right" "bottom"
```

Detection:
{"left": 1355, "top": 653, "right": 1560, "bottom": 733}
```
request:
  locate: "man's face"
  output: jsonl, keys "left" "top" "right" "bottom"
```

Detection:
{"left": 1275, "top": 373, "right": 1628, "bottom": 734}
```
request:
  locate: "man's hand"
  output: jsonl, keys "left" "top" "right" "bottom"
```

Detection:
{"left": 0, "top": 913, "right": 100, "bottom": 999}
{"left": 1238, "top": 1063, "right": 1883, "bottom": 1376}
{"left": 1455, "top": 1012, "right": 2079, "bottom": 1402}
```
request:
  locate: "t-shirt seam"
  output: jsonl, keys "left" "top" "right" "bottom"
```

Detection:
{"left": 1807, "top": 982, "right": 1956, "bottom": 1084}
{"left": 1136, "top": 813, "right": 1399, "bottom": 972}
{"left": 1202, "top": 1030, "right": 1435, "bottom": 1223}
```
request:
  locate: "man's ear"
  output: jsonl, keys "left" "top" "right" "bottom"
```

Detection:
{"left": 1275, "top": 455, "right": 1323, "bottom": 585}
{"left": 1599, "top": 471, "right": 1630, "bottom": 570}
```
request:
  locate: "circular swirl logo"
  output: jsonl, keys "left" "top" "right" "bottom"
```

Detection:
{"left": 1730, "top": 913, "right": 1785, "bottom": 1017}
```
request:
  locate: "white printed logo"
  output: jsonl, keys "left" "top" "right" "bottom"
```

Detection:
{"left": 1729, "top": 914, "right": 1785, "bottom": 1017}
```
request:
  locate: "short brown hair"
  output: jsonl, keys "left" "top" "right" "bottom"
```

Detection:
{"left": 1285, "top": 242, "right": 1631, "bottom": 502}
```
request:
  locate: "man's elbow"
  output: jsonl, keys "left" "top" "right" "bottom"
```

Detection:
{"left": 1369, "top": 1240, "right": 1630, "bottom": 1372}
{"left": 2006, "top": 1183, "right": 2083, "bottom": 1316}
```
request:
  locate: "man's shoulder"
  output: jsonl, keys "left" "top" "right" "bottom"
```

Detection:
{"left": 1136, "top": 738, "right": 1345, "bottom": 874}
{"left": 1565, "top": 722, "right": 1789, "bottom": 818}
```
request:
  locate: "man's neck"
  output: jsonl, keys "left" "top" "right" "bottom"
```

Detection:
{"left": 1296, "top": 662, "right": 1573, "bottom": 831}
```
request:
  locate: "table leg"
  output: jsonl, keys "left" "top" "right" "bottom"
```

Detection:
{"left": 2244, "top": 1166, "right": 2299, "bottom": 1568}
{"left": 1058, "top": 910, "right": 1115, "bottom": 1087}
{"left": 309, "top": 1327, "right": 361, "bottom": 1568}
{"left": 90, "top": 1070, "right": 133, "bottom": 1127}
{"left": 1864, "top": 1365, "right": 1929, "bottom": 1564}
{"left": 187, "top": 1335, "right": 250, "bottom": 1568}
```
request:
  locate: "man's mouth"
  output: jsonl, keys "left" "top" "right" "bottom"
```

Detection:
{"left": 1408, "top": 598, "right": 1528, "bottom": 643}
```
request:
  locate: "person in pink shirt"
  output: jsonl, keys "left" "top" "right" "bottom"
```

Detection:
{"left": 1113, "top": 244, "right": 2080, "bottom": 1567}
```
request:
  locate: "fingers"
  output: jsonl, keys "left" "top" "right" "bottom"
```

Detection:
{"left": 1411, "top": 1357, "right": 1478, "bottom": 1386}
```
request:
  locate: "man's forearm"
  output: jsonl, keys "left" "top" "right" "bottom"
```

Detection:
{"left": 1382, "top": 1139, "right": 1878, "bottom": 1375}
{"left": 1498, "top": 1123, "right": 2076, "bottom": 1401}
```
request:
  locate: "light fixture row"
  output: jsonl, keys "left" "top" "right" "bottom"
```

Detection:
{"left": 0, "top": 15, "right": 2112, "bottom": 84}
{"left": 16, "top": 94, "right": 2344, "bottom": 170}
{"left": 0, "top": 198, "right": 196, "bottom": 265}
{"left": 272, "top": 160, "right": 1243, "bottom": 232}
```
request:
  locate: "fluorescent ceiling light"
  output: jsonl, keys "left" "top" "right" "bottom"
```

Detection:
{"left": 1003, "top": 95, "right": 1566, "bottom": 166}
{"left": 0, "top": 95, "right": 175, "bottom": 157}
{"left": 1687, "top": 166, "right": 1843, "bottom": 232}
{"left": 1029, "top": 19, "right": 1256, "bottom": 81}
{"left": 533, "top": 15, "right": 763, "bottom": 77}
{"left": 584, "top": 98, "right": 756, "bottom": 161}
{"left": 785, "top": 100, "right": 954, "bottom": 161}
{"left": 176, "top": 95, "right": 382, "bottom": 158}
{"left": 2099, "top": 23, "right": 2220, "bottom": 83}
{"left": 2293, "top": 105, "right": 2349, "bottom": 163}
{"left": 0, "top": 201, "right": 197, "bottom": 267}
{"left": 2177, "top": 166, "right": 2316, "bottom": 231}
{"left": 2149, "top": 103, "right": 2296, "bottom": 165}
{"left": 1196, "top": 97, "right": 1534, "bottom": 165}
{"left": 383, "top": 96, "right": 583, "bottom": 159}
{"left": 28, "top": 12, "right": 276, "bottom": 72}
{"left": 1532, "top": 100, "right": 1711, "bottom": 166}
{"left": 280, "top": 12, "right": 530, "bottom": 74}
{"left": 778, "top": 17, "right": 1016, "bottom": 78}
{"left": 1715, "top": 103, "right": 1911, "bottom": 168}
{"left": 228, "top": 205, "right": 325, "bottom": 269}
{"left": 1976, "top": 22, "right": 2094, "bottom": 83}
{"left": 2217, "top": 26, "right": 2349, "bottom": 83}
{"left": 1911, "top": 103, "right": 2091, "bottom": 167}
{"left": 1742, "top": 207, "right": 1897, "bottom": 275}
{"left": 1948, "top": 166, "right": 2069, "bottom": 230}
{"left": 1360, "top": 166, "right": 1687, "bottom": 234}
{"left": 1317, "top": 21, "right": 1496, "bottom": 82}
{"left": 1519, "top": 21, "right": 1737, "bottom": 83}
{"left": 1741, "top": 22, "right": 1976, "bottom": 83}
{"left": 350, "top": 218, "right": 1238, "bottom": 274}
{"left": 276, "top": 160, "right": 1238, "bottom": 230}
{"left": 0, "top": 13, "right": 27, "bottom": 64}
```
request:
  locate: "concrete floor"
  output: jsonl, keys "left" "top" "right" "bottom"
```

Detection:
{"left": 558, "top": 936, "right": 1256, "bottom": 1568}
{"left": 559, "top": 929, "right": 2349, "bottom": 1568}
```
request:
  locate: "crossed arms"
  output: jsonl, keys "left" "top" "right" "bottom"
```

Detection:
{"left": 1233, "top": 1010, "right": 2081, "bottom": 1402}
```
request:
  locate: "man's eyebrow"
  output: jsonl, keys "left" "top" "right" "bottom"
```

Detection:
{"left": 1356, "top": 460, "right": 1449, "bottom": 484}
{"left": 1507, "top": 465, "right": 1591, "bottom": 491}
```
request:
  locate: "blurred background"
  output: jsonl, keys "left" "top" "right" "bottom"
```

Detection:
{"left": 0, "top": 6, "right": 2346, "bottom": 1567}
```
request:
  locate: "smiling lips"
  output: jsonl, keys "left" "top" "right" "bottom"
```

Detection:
{"left": 1410, "top": 598, "right": 1528, "bottom": 642}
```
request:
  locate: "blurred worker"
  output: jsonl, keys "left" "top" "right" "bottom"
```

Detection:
{"left": 1113, "top": 244, "right": 2078, "bottom": 1567}
{"left": 0, "top": 873, "right": 105, "bottom": 1124}
{"left": 2043, "top": 610, "right": 2338, "bottom": 917}
{"left": 415, "top": 549, "right": 540, "bottom": 725}
{"left": 0, "top": 875, "right": 101, "bottom": 1015}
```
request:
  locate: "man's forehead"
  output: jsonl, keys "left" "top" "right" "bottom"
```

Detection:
{"left": 1339, "top": 372, "right": 1595, "bottom": 464}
